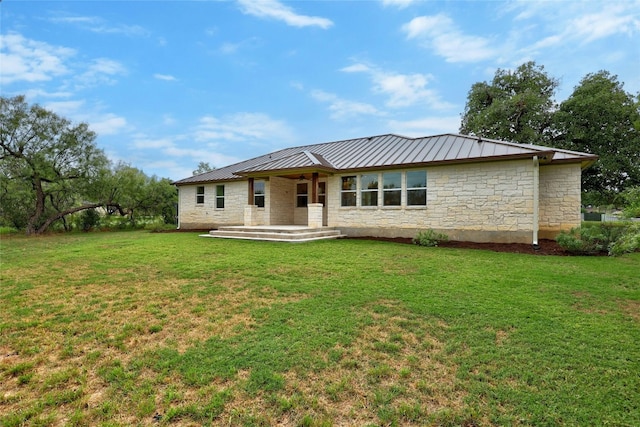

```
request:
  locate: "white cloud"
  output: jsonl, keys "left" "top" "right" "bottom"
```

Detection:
{"left": 42, "top": 99, "right": 128, "bottom": 136}
{"left": 49, "top": 14, "right": 150, "bottom": 37}
{"left": 0, "top": 33, "right": 75, "bottom": 85}
{"left": 387, "top": 116, "right": 462, "bottom": 137}
{"left": 311, "top": 90, "right": 383, "bottom": 120}
{"left": 341, "top": 62, "right": 453, "bottom": 109}
{"left": 381, "top": 0, "right": 416, "bottom": 9}
{"left": 510, "top": 2, "right": 640, "bottom": 51}
{"left": 154, "top": 73, "right": 177, "bottom": 81}
{"left": 237, "top": 0, "right": 333, "bottom": 29}
{"left": 90, "top": 114, "right": 128, "bottom": 135}
{"left": 402, "top": 14, "right": 497, "bottom": 62}
{"left": 131, "top": 134, "right": 241, "bottom": 177}
{"left": 74, "top": 58, "right": 127, "bottom": 89}
{"left": 194, "top": 112, "right": 296, "bottom": 145}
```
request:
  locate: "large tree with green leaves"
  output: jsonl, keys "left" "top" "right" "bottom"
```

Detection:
{"left": 552, "top": 71, "right": 640, "bottom": 204}
{"left": 0, "top": 95, "right": 120, "bottom": 234}
{"left": 460, "top": 61, "right": 559, "bottom": 145}
{"left": 1, "top": 96, "right": 178, "bottom": 233}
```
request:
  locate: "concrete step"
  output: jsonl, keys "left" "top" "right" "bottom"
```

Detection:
{"left": 201, "top": 226, "right": 345, "bottom": 242}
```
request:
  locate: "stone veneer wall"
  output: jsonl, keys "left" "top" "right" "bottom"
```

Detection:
{"left": 177, "top": 181, "right": 246, "bottom": 229}
{"left": 538, "top": 163, "right": 582, "bottom": 239}
{"left": 269, "top": 177, "right": 295, "bottom": 225}
{"left": 327, "top": 159, "right": 538, "bottom": 243}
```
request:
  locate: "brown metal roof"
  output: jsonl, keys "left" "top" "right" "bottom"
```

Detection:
{"left": 174, "top": 133, "right": 598, "bottom": 185}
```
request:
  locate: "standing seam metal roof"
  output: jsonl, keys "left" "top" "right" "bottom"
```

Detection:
{"left": 173, "top": 133, "right": 597, "bottom": 185}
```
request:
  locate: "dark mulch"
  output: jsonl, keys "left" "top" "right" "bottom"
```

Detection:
{"left": 349, "top": 237, "right": 573, "bottom": 256}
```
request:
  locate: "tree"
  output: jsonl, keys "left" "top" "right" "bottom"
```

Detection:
{"left": 0, "top": 95, "right": 119, "bottom": 234}
{"left": 553, "top": 71, "right": 640, "bottom": 204}
{"left": 460, "top": 61, "right": 558, "bottom": 145}
{"left": 193, "top": 161, "right": 214, "bottom": 176}
{"left": 109, "top": 163, "right": 177, "bottom": 226}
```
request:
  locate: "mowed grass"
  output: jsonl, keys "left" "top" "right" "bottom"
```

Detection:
{"left": 0, "top": 231, "right": 638, "bottom": 426}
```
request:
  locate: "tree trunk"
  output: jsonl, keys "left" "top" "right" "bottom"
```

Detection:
{"left": 26, "top": 176, "right": 45, "bottom": 236}
{"left": 34, "top": 202, "right": 113, "bottom": 235}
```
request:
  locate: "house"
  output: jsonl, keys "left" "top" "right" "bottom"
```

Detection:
{"left": 173, "top": 133, "right": 597, "bottom": 244}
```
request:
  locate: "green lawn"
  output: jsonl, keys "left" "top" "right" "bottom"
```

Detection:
{"left": 1, "top": 231, "right": 638, "bottom": 426}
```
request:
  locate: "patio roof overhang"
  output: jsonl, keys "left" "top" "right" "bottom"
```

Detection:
{"left": 234, "top": 150, "right": 337, "bottom": 179}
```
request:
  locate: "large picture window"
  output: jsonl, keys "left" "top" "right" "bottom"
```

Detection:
{"left": 383, "top": 172, "right": 401, "bottom": 206}
{"left": 296, "top": 183, "right": 308, "bottom": 208}
{"left": 196, "top": 186, "right": 205, "bottom": 204}
{"left": 361, "top": 173, "right": 378, "bottom": 207}
{"left": 341, "top": 176, "right": 356, "bottom": 206}
{"left": 254, "top": 180, "right": 265, "bottom": 207}
{"left": 407, "top": 170, "right": 427, "bottom": 206}
{"left": 216, "top": 185, "right": 225, "bottom": 209}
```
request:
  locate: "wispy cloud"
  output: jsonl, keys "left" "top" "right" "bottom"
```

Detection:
{"left": 311, "top": 90, "right": 383, "bottom": 120}
{"left": 49, "top": 14, "right": 150, "bottom": 37}
{"left": 237, "top": 0, "right": 333, "bottom": 29}
{"left": 509, "top": 2, "right": 640, "bottom": 53}
{"left": 0, "top": 33, "right": 75, "bottom": 85}
{"left": 381, "top": 0, "right": 416, "bottom": 9}
{"left": 74, "top": 58, "right": 127, "bottom": 90}
{"left": 154, "top": 74, "right": 177, "bottom": 81}
{"left": 43, "top": 99, "right": 128, "bottom": 136}
{"left": 194, "top": 112, "right": 296, "bottom": 147}
{"left": 402, "top": 14, "right": 497, "bottom": 63}
{"left": 131, "top": 134, "right": 241, "bottom": 179}
{"left": 341, "top": 62, "right": 453, "bottom": 109}
{"left": 387, "top": 115, "right": 462, "bottom": 136}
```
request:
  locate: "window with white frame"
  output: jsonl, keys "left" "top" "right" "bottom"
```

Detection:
{"left": 383, "top": 172, "right": 401, "bottom": 206}
{"left": 254, "top": 180, "right": 265, "bottom": 207}
{"left": 360, "top": 173, "right": 379, "bottom": 207}
{"left": 406, "top": 170, "right": 427, "bottom": 206}
{"left": 341, "top": 176, "right": 356, "bottom": 206}
{"left": 215, "top": 185, "right": 225, "bottom": 209}
{"left": 296, "top": 183, "right": 308, "bottom": 208}
{"left": 196, "top": 186, "right": 205, "bottom": 204}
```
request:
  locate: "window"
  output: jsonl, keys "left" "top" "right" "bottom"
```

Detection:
{"left": 383, "top": 172, "right": 401, "bottom": 206}
{"left": 407, "top": 170, "right": 427, "bottom": 206}
{"left": 196, "top": 186, "right": 205, "bottom": 204}
{"left": 361, "top": 173, "right": 378, "bottom": 207}
{"left": 318, "top": 182, "right": 326, "bottom": 206}
{"left": 216, "top": 185, "right": 225, "bottom": 209}
{"left": 296, "top": 183, "right": 308, "bottom": 208}
{"left": 341, "top": 176, "right": 356, "bottom": 206}
{"left": 254, "top": 180, "right": 265, "bottom": 207}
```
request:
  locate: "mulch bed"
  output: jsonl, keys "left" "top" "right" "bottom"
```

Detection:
{"left": 348, "top": 237, "right": 574, "bottom": 256}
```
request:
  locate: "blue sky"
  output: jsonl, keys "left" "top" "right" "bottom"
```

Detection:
{"left": 2, "top": 0, "right": 639, "bottom": 181}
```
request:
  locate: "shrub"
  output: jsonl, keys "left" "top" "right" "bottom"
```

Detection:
{"left": 609, "top": 222, "right": 640, "bottom": 256}
{"left": 80, "top": 209, "right": 101, "bottom": 232}
{"left": 620, "top": 186, "right": 640, "bottom": 218}
{"left": 413, "top": 229, "right": 449, "bottom": 247}
{"left": 557, "top": 222, "right": 639, "bottom": 256}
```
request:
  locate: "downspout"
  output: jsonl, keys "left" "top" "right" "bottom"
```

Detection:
{"left": 532, "top": 156, "right": 539, "bottom": 249}
{"left": 176, "top": 187, "right": 180, "bottom": 230}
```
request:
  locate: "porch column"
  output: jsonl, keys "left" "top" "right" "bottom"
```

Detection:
{"left": 247, "top": 178, "right": 254, "bottom": 205}
{"left": 307, "top": 203, "right": 323, "bottom": 228}
{"left": 311, "top": 173, "right": 319, "bottom": 204}
{"left": 245, "top": 178, "right": 257, "bottom": 226}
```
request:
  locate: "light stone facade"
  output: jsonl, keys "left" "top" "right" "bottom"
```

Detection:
{"left": 538, "top": 163, "right": 582, "bottom": 239}
{"left": 177, "top": 159, "right": 582, "bottom": 243}
{"left": 178, "top": 181, "right": 246, "bottom": 229}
